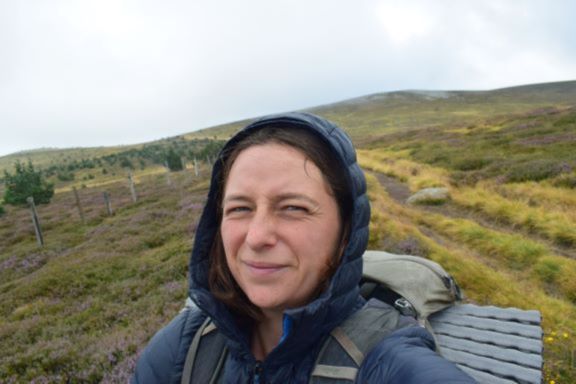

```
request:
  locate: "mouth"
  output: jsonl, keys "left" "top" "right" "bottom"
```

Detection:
{"left": 243, "top": 261, "right": 287, "bottom": 277}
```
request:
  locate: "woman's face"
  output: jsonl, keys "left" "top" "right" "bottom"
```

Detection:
{"left": 221, "top": 143, "right": 342, "bottom": 313}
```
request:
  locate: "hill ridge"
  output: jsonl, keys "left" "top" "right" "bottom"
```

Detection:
{"left": 1, "top": 79, "right": 575, "bottom": 172}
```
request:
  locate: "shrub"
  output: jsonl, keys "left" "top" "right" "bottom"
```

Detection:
{"left": 3, "top": 160, "right": 54, "bottom": 206}
{"left": 57, "top": 171, "right": 75, "bottom": 182}
{"left": 165, "top": 148, "right": 184, "bottom": 172}
{"left": 553, "top": 113, "right": 576, "bottom": 127}
{"left": 452, "top": 157, "right": 494, "bottom": 171}
{"left": 387, "top": 236, "right": 430, "bottom": 257}
{"left": 505, "top": 160, "right": 571, "bottom": 183}
{"left": 449, "top": 171, "right": 484, "bottom": 187}
{"left": 199, "top": 140, "right": 226, "bottom": 161}
{"left": 120, "top": 157, "right": 134, "bottom": 169}
{"left": 552, "top": 173, "right": 576, "bottom": 189}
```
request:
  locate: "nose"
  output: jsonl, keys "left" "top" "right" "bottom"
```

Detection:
{"left": 245, "top": 210, "right": 277, "bottom": 250}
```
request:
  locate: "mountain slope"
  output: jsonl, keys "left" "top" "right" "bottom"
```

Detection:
{"left": 2, "top": 80, "right": 574, "bottom": 174}
{"left": 311, "top": 80, "right": 576, "bottom": 140}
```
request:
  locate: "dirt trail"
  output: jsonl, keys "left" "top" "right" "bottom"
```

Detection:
{"left": 373, "top": 173, "right": 412, "bottom": 202}
{"left": 371, "top": 171, "right": 576, "bottom": 260}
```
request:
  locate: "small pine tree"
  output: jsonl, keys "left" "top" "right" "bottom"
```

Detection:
{"left": 166, "top": 148, "right": 184, "bottom": 172}
{"left": 120, "top": 157, "right": 134, "bottom": 169}
{"left": 3, "top": 160, "right": 55, "bottom": 206}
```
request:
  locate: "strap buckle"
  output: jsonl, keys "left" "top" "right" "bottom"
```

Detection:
{"left": 394, "top": 298, "right": 417, "bottom": 318}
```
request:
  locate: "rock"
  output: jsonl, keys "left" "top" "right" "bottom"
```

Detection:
{"left": 406, "top": 187, "right": 450, "bottom": 205}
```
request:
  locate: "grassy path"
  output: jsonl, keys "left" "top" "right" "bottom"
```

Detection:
{"left": 363, "top": 170, "right": 576, "bottom": 382}
{"left": 371, "top": 170, "right": 576, "bottom": 260}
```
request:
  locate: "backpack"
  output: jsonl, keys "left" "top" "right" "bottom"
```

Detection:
{"left": 360, "top": 251, "right": 463, "bottom": 330}
{"left": 360, "top": 252, "right": 543, "bottom": 384}
{"left": 180, "top": 251, "right": 463, "bottom": 383}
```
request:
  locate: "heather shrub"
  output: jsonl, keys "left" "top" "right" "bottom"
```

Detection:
{"left": 452, "top": 156, "right": 494, "bottom": 171}
{"left": 56, "top": 171, "right": 75, "bottom": 182}
{"left": 386, "top": 236, "right": 430, "bottom": 257}
{"left": 449, "top": 170, "right": 484, "bottom": 187}
{"left": 505, "top": 160, "right": 571, "bottom": 183}
{"left": 552, "top": 173, "right": 576, "bottom": 189}
{"left": 552, "top": 112, "right": 576, "bottom": 127}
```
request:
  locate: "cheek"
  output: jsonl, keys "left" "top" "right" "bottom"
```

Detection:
{"left": 220, "top": 221, "right": 239, "bottom": 250}
{"left": 319, "top": 220, "right": 344, "bottom": 269}
{"left": 222, "top": 235, "right": 241, "bottom": 282}
{"left": 220, "top": 223, "right": 238, "bottom": 272}
{"left": 316, "top": 216, "right": 342, "bottom": 250}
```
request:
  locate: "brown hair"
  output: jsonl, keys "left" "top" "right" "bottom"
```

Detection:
{"left": 208, "top": 125, "right": 353, "bottom": 321}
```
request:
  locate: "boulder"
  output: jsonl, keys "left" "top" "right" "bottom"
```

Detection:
{"left": 406, "top": 187, "right": 450, "bottom": 205}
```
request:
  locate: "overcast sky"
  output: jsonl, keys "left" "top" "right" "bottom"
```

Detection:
{"left": 1, "top": 0, "right": 575, "bottom": 157}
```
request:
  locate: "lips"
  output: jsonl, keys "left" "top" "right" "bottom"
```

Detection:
{"left": 243, "top": 261, "right": 287, "bottom": 277}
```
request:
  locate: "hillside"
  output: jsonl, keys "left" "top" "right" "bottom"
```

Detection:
{"left": 2, "top": 80, "right": 575, "bottom": 175}
{"left": 0, "top": 80, "right": 575, "bottom": 382}
{"left": 314, "top": 80, "right": 576, "bottom": 141}
{"left": 356, "top": 103, "right": 576, "bottom": 383}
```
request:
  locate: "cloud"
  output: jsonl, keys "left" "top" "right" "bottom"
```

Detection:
{"left": 0, "top": 0, "right": 574, "bottom": 156}
{"left": 376, "top": 2, "right": 437, "bottom": 45}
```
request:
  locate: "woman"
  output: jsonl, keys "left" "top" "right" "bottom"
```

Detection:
{"left": 132, "top": 112, "right": 475, "bottom": 383}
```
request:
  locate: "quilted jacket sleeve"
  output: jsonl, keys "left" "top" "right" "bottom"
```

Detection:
{"left": 131, "top": 309, "right": 204, "bottom": 384}
{"left": 356, "top": 326, "right": 476, "bottom": 383}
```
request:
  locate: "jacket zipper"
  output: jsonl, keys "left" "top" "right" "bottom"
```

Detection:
{"left": 253, "top": 361, "right": 263, "bottom": 384}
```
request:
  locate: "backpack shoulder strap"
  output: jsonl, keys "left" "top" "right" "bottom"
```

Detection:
{"left": 310, "top": 299, "right": 412, "bottom": 383}
{"left": 181, "top": 316, "right": 228, "bottom": 384}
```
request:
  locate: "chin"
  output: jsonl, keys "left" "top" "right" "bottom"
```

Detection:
{"left": 249, "top": 297, "right": 283, "bottom": 310}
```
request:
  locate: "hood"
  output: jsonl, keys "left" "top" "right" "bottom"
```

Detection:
{"left": 188, "top": 112, "right": 370, "bottom": 362}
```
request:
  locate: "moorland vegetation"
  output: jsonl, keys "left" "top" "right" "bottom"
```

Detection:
{"left": 0, "top": 80, "right": 575, "bottom": 382}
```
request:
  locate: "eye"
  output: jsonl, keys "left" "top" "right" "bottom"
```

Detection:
{"left": 224, "top": 205, "right": 251, "bottom": 216}
{"left": 283, "top": 205, "right": 309, "bottom": 213}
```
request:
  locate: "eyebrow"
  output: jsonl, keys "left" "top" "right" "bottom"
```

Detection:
{"left": 222, "top": 195, "right": 251, "bottom": 204}
{"left": 274, "top": 193, "right": 319, "bottom": 207}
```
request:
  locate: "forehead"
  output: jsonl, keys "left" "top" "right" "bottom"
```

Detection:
{"left": 223, "top": 143, "right": 329, "bottom": 192}
{"left": 228, "top": 143, "right": 317, "bottom": 175}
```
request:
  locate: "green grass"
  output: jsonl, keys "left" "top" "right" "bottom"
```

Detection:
{"left": 452, "top": 186, "right": 576, "bottom": 247}
{"left": 418, "top": 215, "right": 548, "bottom": 270}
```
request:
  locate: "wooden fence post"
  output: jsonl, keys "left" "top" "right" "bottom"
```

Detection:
{"left": 164, "top": 162, "right": 173, "bottom": 187}
{"left": 73, "top": 186, "right": 85, "bottom": 223}
{"left": 194, "top": 157, "right": 199, "bottom": 177}
{"left": 166, "top": 171, "right": 173, "bottom": 187}
{"left": 27, "top": 196, "right": 44, "bottom": 247}
{"left": 103, "top": 191, "right": 113, "bottom": 216}
{"left": 128, "top": 172, "right": 138, "bottom": 202}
